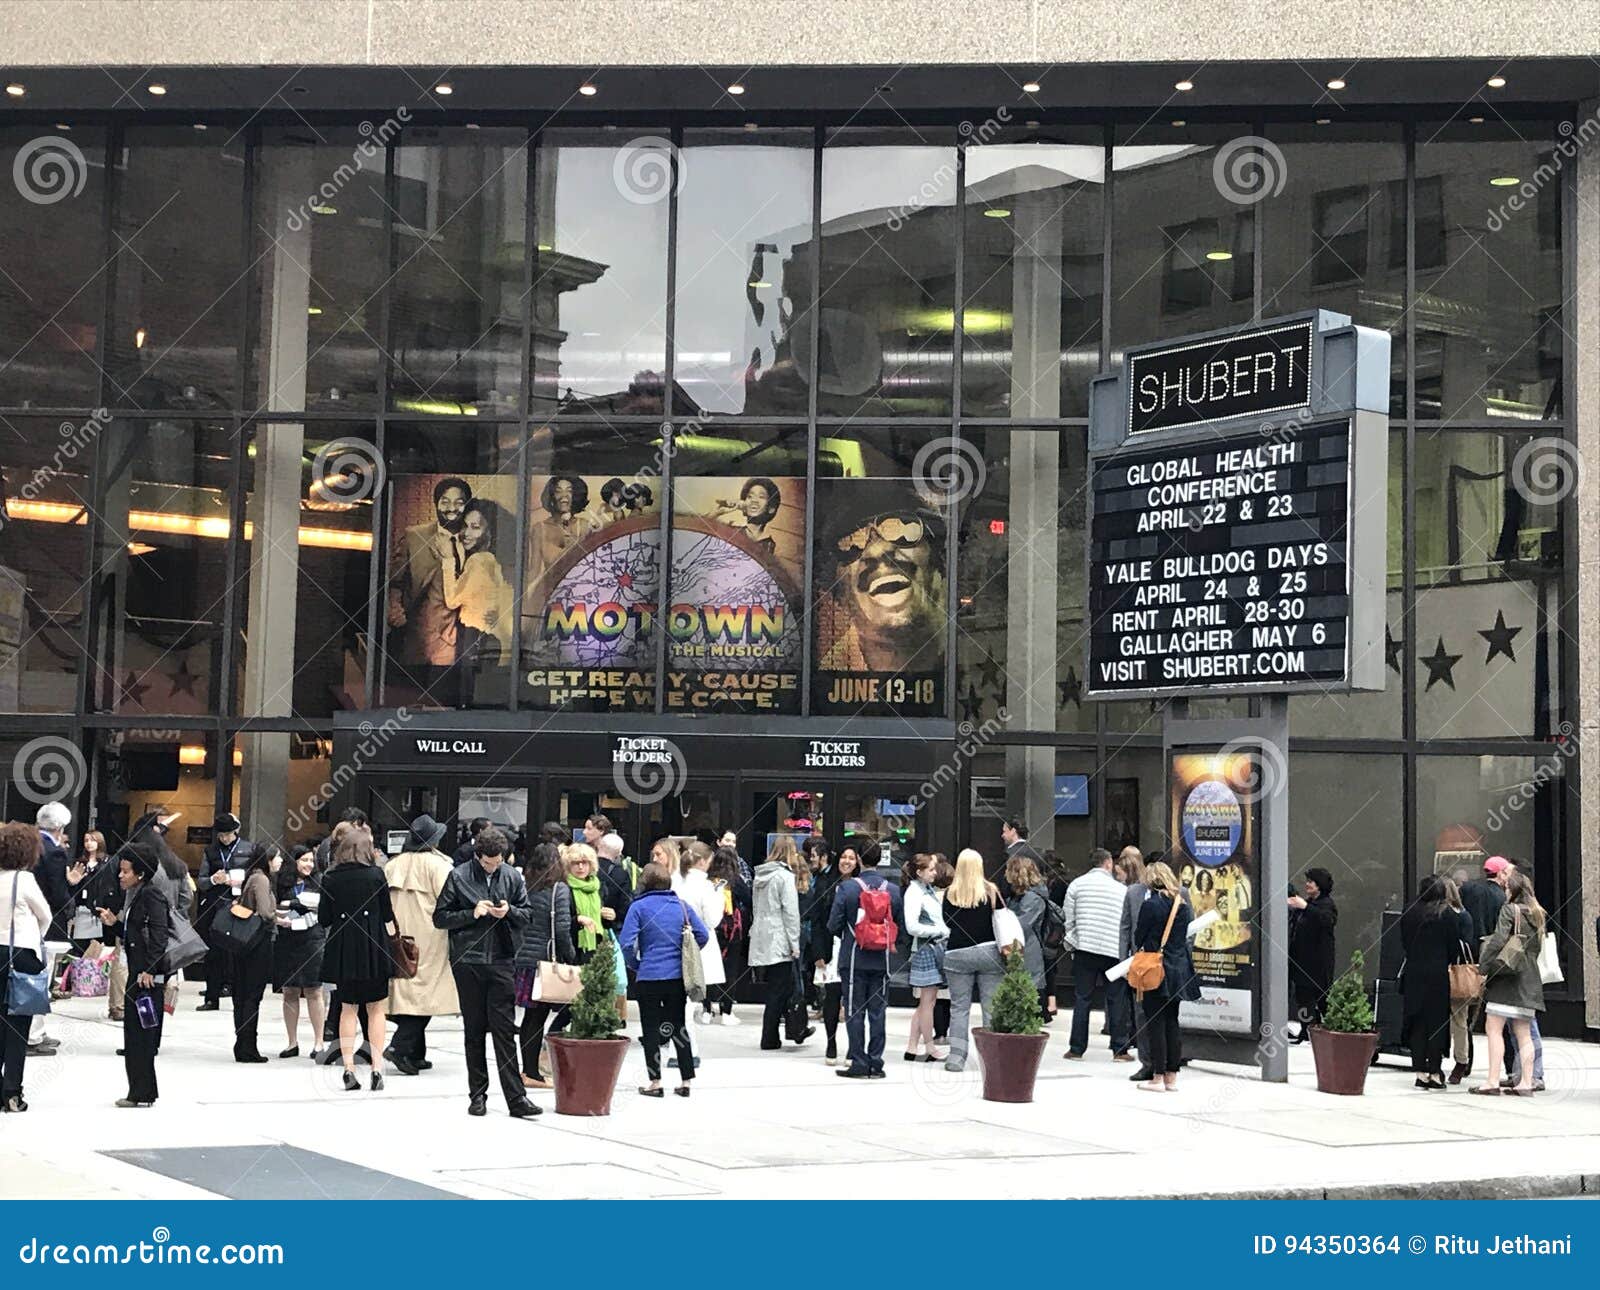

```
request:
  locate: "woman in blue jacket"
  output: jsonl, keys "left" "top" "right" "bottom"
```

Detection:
{"left": 619, "top": 862, "right": 709, "bottom": 1098}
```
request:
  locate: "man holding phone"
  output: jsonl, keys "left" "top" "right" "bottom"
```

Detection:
{"left": 432, "top": 827, "right": 539, "bottom": 1119}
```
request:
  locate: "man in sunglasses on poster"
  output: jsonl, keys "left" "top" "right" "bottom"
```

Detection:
{"left": 817, "top": 482, "right": 946, "bottom": 712}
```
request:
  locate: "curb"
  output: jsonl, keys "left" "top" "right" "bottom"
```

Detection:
{"left": 1102, "top": 1174, "right": 1600, "bottom": 1201}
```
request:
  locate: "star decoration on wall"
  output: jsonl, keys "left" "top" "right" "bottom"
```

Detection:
{"left": 1477, "top": 609, "right": 1522, "bottom": 664}
{"left": 975, "top": 651, "right": 1002, "bottom": 693}
{"left": 1384, "top": 627, "right": 1403, "bottom": 675}
{"left": 120, "top": 671, "right": 150, "bottom": 707}
{"left": 1057, "top": 666, "right": 1082, "bottom": 707}
{"left": 167, "top": 657, "right": 201, "bottom": 698}
{"left": 1421, "top": 636, "right": 1462, "bottom": 691}
{"left": 958, "top": 682, "right": 983, "bottom": 724}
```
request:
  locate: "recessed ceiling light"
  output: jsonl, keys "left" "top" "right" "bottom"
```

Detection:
{"left": 434, "top": 83, "right": 453, "bottom": 96}
{"left": 1171, "top": 119, "right": 1186, "bottom": 127}
{"left": 1022, "top": 80, "right": 1042, "bottom": 94}
{"left": 1025, "top": 120, "right": 1040, "bottom": 128}
{"left": 1469, "top": 116, "right": 1485, "bottom": 124}
{"left": 192, "top": 123, "right": 208, "bottom": 131}
{"left": 747, "top": 279, "right": 771, "bottom": 288}
{"left": 147, "top": 83, "right": 167, "bottom": 96}
{"left": 1174, "top": 79, "right": 1194, "bottom": 93}
{"left": 134, "top": 327, "right": 147, "bottom": 349}
{"left": 4, "top": 84, "right": 24, "bottom": 98}
{"left": 1326, "top": 78, "right": 1346, "bottom": 91}
{"left": 536, "top": 243, "right": 553, "bottom": 252}
{"left": 1315, "top": 117, "right": 1331, "bottom": 125}
{"left": 727, "top": 83, "right": 745, "bottom": 96}
{"left": 1486, "top": 75, "right": 1507, "bottom": 89}
{"left": 1205, "top": 249, "right": 1233, "bottom": 261}
{"left": 1489, "top": 175, "right": 1520, "bottom": 186}
{"left": 983, "top": 207, "right": 1011, "bottom": 219}
{"left": 742, "top": 122, "right": 759, "bottom": 131}
{"left": 54, "top": 122, "right": 70, "bottom": 131}
{"left": 307, "top": 306, "right": 323, "bottom": 316}
{"left": 310, "top": 203, "right": 338, "bottom": 216}
{"left": 578, "top": 83, "right": 598, "bottom": 96}
{"left": 464, "top": 122, "right": 479, "bottom": 130}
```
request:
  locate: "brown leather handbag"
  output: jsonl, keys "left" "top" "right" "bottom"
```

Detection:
{"left": 1127, "top": 892, "right": 1181, "bottom": 995}
{"left": 389, "top": 932, "right": 419, "bottom": 980}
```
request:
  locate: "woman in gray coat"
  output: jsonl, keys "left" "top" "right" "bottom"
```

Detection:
{"left": 1473, "top": 867, "right": 1545, "bottom": 1096}
{"left": 749, "top": 838, "right": 801, "bottom": 1052}
{"left": 1004, "top": 854, "right": 1050, "bottom": 989}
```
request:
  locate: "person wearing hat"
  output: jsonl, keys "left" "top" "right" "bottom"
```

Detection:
{"left": 1461, "top": 855, "right": 1509, "bottom": 947}
{"left": 98, "top": 837, "right": 171, "bottom": 1107}
{"left": 383, "top": 814, "right": 459, "bottom": 1076}
{"left": 196, "top": 812, "right": 256, "bottom": 1011}
{"left": 816, "top": 482, "right": 946, "bottom": 700}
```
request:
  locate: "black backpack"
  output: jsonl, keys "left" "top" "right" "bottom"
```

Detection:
{"left": 1039, "top": 896, "right": 1068, "bottom": 954}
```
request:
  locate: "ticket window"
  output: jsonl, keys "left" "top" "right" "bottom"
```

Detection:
{"left": 841, "top": 791, "right": 918, "bottom": 870}
{"left": 457, "top": 785, "right": 529, "bottom": 858}
{"left": 746, "top": 786, "right": 826, "bottom": 861}
{"left": 368, "top": 783, "right": 441, "bottom": 857}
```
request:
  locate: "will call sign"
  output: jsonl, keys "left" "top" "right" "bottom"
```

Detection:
{"left": 1086, "top": 419, "right": 1353, "bottom": 697}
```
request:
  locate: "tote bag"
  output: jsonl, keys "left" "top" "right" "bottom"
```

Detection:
{"left": 5, "top": 874, "right": 50, "bottom": 1017}
{"left": 532, "top": 889, "right": 582, "bottom": 1004}
{"left": 680, "top": 901, "right": 706, "bottom": 1003}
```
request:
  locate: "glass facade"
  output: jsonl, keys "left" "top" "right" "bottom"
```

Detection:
{"left": 0, "top": 115, "right": 1575, "bottom": 987}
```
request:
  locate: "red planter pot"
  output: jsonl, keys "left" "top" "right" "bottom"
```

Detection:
{"left": 546, "top": 1035, "right": 630, "bottom": 1116}
{"left": 1309, "top": 1026, "right": 1378, "bottom": 1095}
{"left": 972, "top": 1028, "right": 1049, "bottom": 1103}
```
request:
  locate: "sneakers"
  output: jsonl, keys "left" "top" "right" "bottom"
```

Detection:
{"left": 720, "top": 1012, "right": 740, "bottom": 1026}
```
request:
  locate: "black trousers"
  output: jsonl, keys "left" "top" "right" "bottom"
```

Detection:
{"left": 710, "top": 939, "right": 744, "bottom": 1014}
{"left": 841, "top": 967, "right": 888, "bottom": 1075}
{"left": 932, "top": 995, "right": 950, "bottom": 1041}
{"left": 759, "top": 961, "right": 795, "bottom": 1048}
{"left": 1142, "top": 993, "right": 1183, "bottom": 1076}
{"left": 231, "top": 942, "right": 271, "bottom": 1060}
{"left": 0, "top": 1005, "right": 28, "bottom": 1098}
{"left": 389, "top": 1014, "right": 431, "bottom": 1063}
{"left": 518, "top": 1002, "right": 568, "bottom": 1077}
{"left": 200, "top": 905, "right": 232, "bottom": 1003}
{"left": 124, "top": 983, "right": 163, "bottom": 1102}
{"left": 451, "top": 962, "right": 523, "bottom": 1107}
{"left": 820, "top": 980, "right": 842, "bottom": 1051}
{"left": 636, "top": 979, "right": 694, "bottom": 1082}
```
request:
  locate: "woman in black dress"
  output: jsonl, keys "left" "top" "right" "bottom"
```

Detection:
{"left": 273, "top": 844, "right": 327, "bottom": 1059}
{"left": 318, "top": 831, "right": 396, "bottom": 1091}
{"left": 1399, "top": 874, "right": 1464, "bottom": 1091}
{"left": 1287, "top": 867, "right": 1338, "bottom": 1037}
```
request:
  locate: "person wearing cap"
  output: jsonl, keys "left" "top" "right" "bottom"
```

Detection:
{"left": 99, "top": 838, "right": 171, "bottom": 1107}
{"left": 817, "top": 484, "right": 946, "bottom": 684}
{"left": 384, "top": 814, "right": 459, "bottom": 1076}
{"left": 197, "top": 812, "right": 256, "bottom": 1011}
{"left": 1461, "top": 856, "right": 1509, "bottom": 946}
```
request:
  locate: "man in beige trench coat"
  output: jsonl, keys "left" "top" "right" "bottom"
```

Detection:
{"left": 384, "top": 814, "right": 459, "bottom": 1075}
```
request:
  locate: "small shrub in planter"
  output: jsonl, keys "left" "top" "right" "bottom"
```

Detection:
{"left": 972, "top": 945, "right": 1048, "bottom": 1102}
{"left": 546, "top": 934, "right": 630, "bottom": 1115}
{"left": 1309, "top": 949, "right": 1378, "bottom": 1095}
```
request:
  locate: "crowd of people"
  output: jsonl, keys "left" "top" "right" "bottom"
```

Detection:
{"left": 0, "top": 799, "right": 1569, "bottom": 1116}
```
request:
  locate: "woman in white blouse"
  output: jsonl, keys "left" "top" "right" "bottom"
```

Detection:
{"left": 1, "top": 822, "right": 50, "bottom": 1113}
{"left": 673, "top": 841, "right": 727, "bottom": 1027}
{"left": 901, "top": 852, "right": 950, "bottom": 1063}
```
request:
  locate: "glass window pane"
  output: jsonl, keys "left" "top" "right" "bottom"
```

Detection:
{"left": 238, "top": 422, "right": 374, "bottom": 720}
{"left": 675, "top": 130, "right": 813, "bottom": 417}
{"left": 1290, "top": 752, "right": 1404, "bottom": 985}
{"left": 0, "top": 127, "right": 107, "bottom": 407}
{"left": 533, "top": 130, "right": 670, "bottom": 418}
{"left": 819, "top": 129, "right": 956, "bottom": 417}
{"left": 380, "top": 422, "right": 524, "bottom": 709}
{"left": 389, "top": 128, "right": 526, "bottom": 414}
{"left": 520, "top": 424, "right": 665, "bottom": 713}
{"left": 955, "top": 426, "right": 1094, "bottom": 734}
{"left": 253, "top": 126, "right": 390, "bottom": 412}
{"left": 1261, "top": 124, "right": 1405, "bottom": 418}
{"left": 1111, "top": 124, "right": 1255, "bottom": 355}
{"left": 93, "top": 725, "right": 223, "bottom": 866}
{"left": 89, "top": 418, "right": 237, "bottom": 715}
{"left": 111, "top": 129, "right": 244, "bottom": 410}
{"left": 1415, "top": 124, "right": 1563, "bottom": 421}
{"left": 962, "top": 133, "right": 1104, "bottom": 417}
{"left": 0, "top": 415, "right": 95, "bottom": 711}
{"left": 1414, "top": 429, "right": 1563, "bottom": 739}
{"left": 813, "top": 428, "right": 948, "bottom": 715}
{"left": 670, "top": 425, "right": 806, "bottom": 714}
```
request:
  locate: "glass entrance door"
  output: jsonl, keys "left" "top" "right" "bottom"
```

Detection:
{"left": 457, "top": 784, "right": 530, "bottom": 859}
{"left": 367, "top": 781, "right": 442, "bottom": 858}
{"left": 546, "top": 777, "right": 734, "bottom": 865}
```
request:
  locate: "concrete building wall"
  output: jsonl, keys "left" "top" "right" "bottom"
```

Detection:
{"left": 6, "top": 0, "right": 1600, "bottom": 68}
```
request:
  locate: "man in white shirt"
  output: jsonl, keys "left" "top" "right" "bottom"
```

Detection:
{"left": 1061, "top": 847, "right": 1133, "bottom": 1060}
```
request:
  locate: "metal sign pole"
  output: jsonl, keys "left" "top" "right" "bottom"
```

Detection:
{"left": 1258, "top": 693, "right": 1289, "bottom": 1083}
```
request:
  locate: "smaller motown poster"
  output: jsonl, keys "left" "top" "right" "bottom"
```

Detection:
{"left": 1168, "top": 748, "right": 1260, "bottom": 1037}
{"left": 811, "top": 477, "right": 947, "bottom": 717}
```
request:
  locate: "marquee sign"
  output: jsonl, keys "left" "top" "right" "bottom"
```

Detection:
{"left": 1086, "top": 311, "right": 1390, "bottom": 701}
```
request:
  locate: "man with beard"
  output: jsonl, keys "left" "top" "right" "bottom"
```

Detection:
{"left": 818, "top": 482, "right": 945, "bottom": 708}
{"left": 387, "top": 476, "right": 473, "bottom": 696}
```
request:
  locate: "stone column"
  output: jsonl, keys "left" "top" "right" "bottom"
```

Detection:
{"left": 1575, "top": 100, "right": 1600, "bottom": 1029}
{"left": 239, "top": 152, "right": 313, "bottom": 841}
{"left": 1001, "top": 186, "right": 1063, "bottom": 844}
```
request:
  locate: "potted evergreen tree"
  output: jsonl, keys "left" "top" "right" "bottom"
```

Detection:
{"left": 971, "top": 945, "right": 1049, "bottom": 1102}
{"left": 1308, "top": 950, "right": 1378, "bottom": 1095}
{"left": 545, "top": 933, "right": 630, "bottom": 1116}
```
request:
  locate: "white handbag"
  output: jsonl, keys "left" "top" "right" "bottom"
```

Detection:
{"left": 992, "top": 907, "right": 1025, "bottom": 951}
{"left": 1537, "top": 927, "right": 1563, "bottom": 985}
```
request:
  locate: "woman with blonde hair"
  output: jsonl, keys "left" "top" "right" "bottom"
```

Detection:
{"left": 1474, "top": 867, "right": 1545, "bottom": 1096}
{"left": 940, "top": 848, "right": 1006, "bottom": 1073}
{"left": 1132, "top": 861, "right": 1199, "bottom": 1092}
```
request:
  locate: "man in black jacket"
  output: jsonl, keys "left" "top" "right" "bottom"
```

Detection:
{"left": 1460, "top": 856, "right": 1509, "bottom": 944}
{"left": 453, "top": 818, "right": 490, "bottom": 866}
{"left": 594, "top": 831, "right": 634, "bottom": 1022}
{"left": 196, "top": 812, "right": 255, "bottom": 1010}
{"left": 433, "top": 827, "right": 540, "bottom": 1119}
